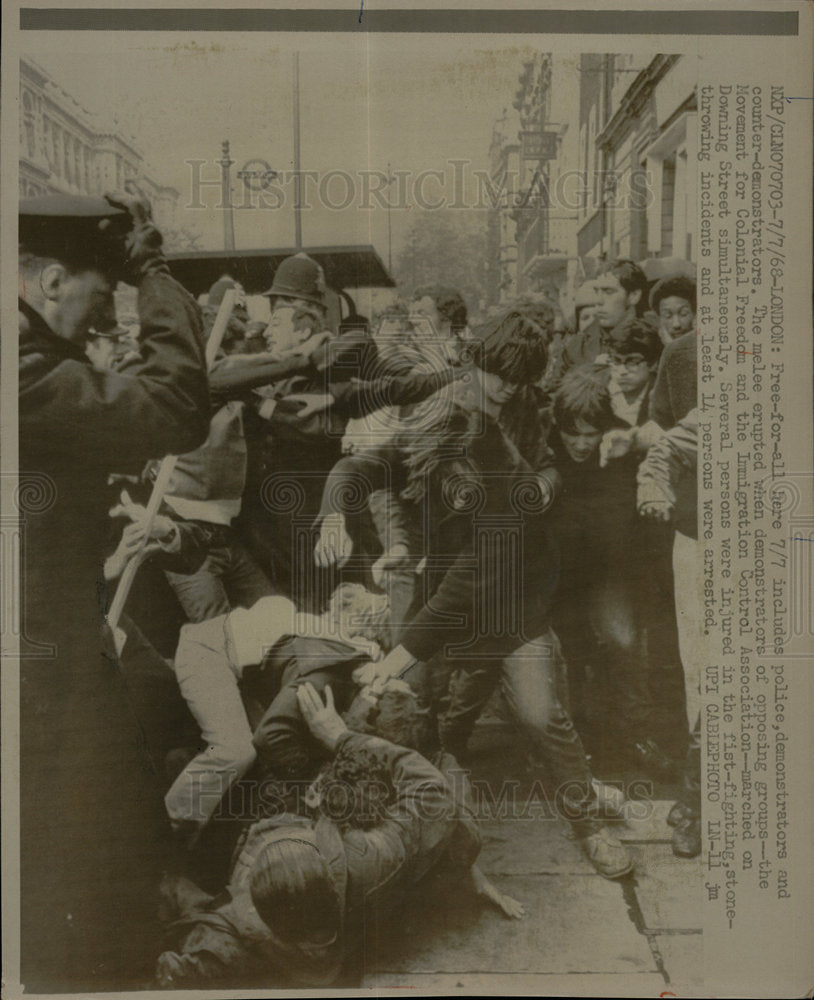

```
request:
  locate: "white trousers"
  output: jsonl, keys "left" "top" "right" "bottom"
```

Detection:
{"left": 164, "top": 614, "right": 256, "bottom": 829}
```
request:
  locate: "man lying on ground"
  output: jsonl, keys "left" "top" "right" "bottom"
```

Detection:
{"left": 155, "top": 684, "right": 523, "bottom": 990}
{"left": 164, "top": 583, "right": 388, "bottom": 847}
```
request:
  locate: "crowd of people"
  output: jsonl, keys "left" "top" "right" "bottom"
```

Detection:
{"left": 18, "top": 188, "right": 699, "bottom": 992}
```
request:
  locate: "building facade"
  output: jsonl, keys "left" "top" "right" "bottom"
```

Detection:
{"left": 485, "top": 109, "right": 521, "bottom": 304}
{"left": 579, "top": 53, "right": 697, "bottom": 265}
{"left": 487, "top": 53, "right": 697, "bottom": 323}
{"left": 511, "top": 53, "right": 581, "bottom": 320}
{"left": 19, "top": 57, "right": 179, "bottom": 230}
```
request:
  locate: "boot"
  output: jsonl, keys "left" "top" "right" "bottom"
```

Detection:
{"left": 579, "top": 826, "right": 633, "bottom": 879}
{"left": 671, "top": 815, "right": 701, "bottom": 858}
{"left": 666, "top": 800, "right": 692, "bottom": 826}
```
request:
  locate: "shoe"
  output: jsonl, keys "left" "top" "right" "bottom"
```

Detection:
{"left": 671, "top": 815, "right": 701, "bottom": 858}
{"left": 666, "top": 800, "right": 692, "bottom": 826}
{"left": 626, "top": 737, "right": 676, "bottom": 779}
{"left": 579, "top": 826, "right": 634, "bottom": 879}
{"left": 591, "top": 779, "right": 627, "bottom": 819}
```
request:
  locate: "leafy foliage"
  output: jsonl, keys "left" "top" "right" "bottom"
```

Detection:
{"left": 392, "top": 210, "right": 490, "bottom": 319}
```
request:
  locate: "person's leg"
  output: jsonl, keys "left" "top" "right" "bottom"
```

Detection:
{"left": 591, "top": 569, "right": 651, "bottom": 732}
{"left": 673, "top": 531, "right": 702, "bottom": 734}
{"left": 591, "top": 562, "right": 673, "bottom": 776}
{"left": 166, "top": 548, "right": 231, "bottom": 623}
{"left": 498, "top": 629, "right": 633, "bottom": 878}
{"left": 164, "top": 617, "right": 256, "bottom": 834}
{"left": 553, "top": 523, "right": 615, "bottom": 756}
{"left": 369, "top": 488, "right": 424, "bottom": 648}
{"left": 499, "top": 631, "right": 596, "bottom": 829}
{"left": 395, "top": 654, "right": 454, "bottom": 755}
{"left": 670, "top": 531, "right": 702, "bottom": 856}
{"left": 386, "top": 568, "right": 420, "bottom": 646}
{"left": 639, "top": 521, "right": 687, "bottom": 754}
{"left": 221, "top": 537, "right": 274, "bottom": 610}
{"left": 551, "top": 584, "right": 601, "bottom": 747}
{"left": 437, "top": 661, "right": 501, "bottom": 759}
{"left": 22, "top": 625, "right": 171, "bottom": 991}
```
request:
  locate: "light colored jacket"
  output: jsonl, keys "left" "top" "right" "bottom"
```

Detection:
{"left": 637, "top": 407, "right": 698, "bottom": 539}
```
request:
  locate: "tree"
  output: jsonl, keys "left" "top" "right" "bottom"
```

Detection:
{"left": 393, "top": 210, "right": 489, "bottom": 317}
{"left": 160, "top": 224, "right": 206, "bottom": 253}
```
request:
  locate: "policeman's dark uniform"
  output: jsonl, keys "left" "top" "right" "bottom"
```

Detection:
{"left": 223, "top": 255, "right": 345, "bottom": 607}
{"left": 18, "top": 195, "right": 209, "bottom": 991}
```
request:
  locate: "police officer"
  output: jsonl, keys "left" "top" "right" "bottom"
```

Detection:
{"left": 235, "top": 253, "right": 341, "bottom": 604}
{"left": 18, "top": 190, "right": 209, "bottom": 990}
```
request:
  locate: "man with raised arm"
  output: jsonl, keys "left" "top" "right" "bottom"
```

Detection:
{"left": 18, "top": 190, "right": 209, "bottom": 990}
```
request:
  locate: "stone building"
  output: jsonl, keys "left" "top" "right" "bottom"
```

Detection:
{"left": 577, "top": 53, "right": 697, "bottom": 265}
{"left": 19, "top": 56, "right": 179, "bottom": 230}
{"left": 484, "top": 109, "right": 521, "bottom": 305}
{"left": 487, "top": 53, "right": 697, "bottom": 321}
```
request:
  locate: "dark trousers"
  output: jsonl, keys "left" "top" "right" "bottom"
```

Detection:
{"left": 166, "top": 537, "right": 273, "bottom": 622}
{"left": 554, "top": 521, "right": 685, "bottom": 754}
{"left": 408, "top": 629, "right": 600, "bottom": 836}
{"left": 20, "top": 626, "right": 171, "bottom": 992}
{"left": 554, "top": 569, "right": 654, "bottom": 738}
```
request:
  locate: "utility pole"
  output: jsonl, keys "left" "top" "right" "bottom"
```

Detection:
{"left": 219, "top": 139, "right": 235, "bottom": 251}
{"left": 293, "top": 51, "right": 303, "bottom": 250}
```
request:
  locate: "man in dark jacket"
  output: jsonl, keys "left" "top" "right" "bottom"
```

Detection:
{"left": 560, "top": 259, "right": 649, "bottom": 375}
{"left": 648, "top": 328, "right": 697, "bottom": 430}
{"left": 18, "top": 191, "right": 209, "bottom": 991}
{"left": 352, "top": 309, "right": 633, "bottom": 880}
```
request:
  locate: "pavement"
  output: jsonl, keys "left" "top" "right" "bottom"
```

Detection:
{"left": 360, "top": 716, "right": 703, "bottom": 996}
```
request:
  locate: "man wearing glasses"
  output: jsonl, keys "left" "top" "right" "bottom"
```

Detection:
{"left": 605, "top": 318, "right": 664, "bottom": 428}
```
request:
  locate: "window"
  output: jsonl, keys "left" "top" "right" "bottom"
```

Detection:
{"left": 52, "top": 126, "right": 61, "bottom": 175}
{"left": 43, "top": 118, "right": 52, "bottom": 166}
{"left": 588, "top": 107, "right": 597, "bottom": 210}
{"left": 643, "top": 110, "right": 696, "bottom": 260}
{"left": 64, "top": 133, "right": 72, "bottom": 184}
{"left": 22, "top": 91, "right": 36, "bottom": 159}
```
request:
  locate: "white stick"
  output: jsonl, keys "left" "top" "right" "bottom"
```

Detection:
{"left": 107, "top": 288, "right": 237, "bottom": 633}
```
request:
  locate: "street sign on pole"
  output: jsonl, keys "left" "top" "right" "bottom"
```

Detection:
{"left": 521, "top": 131, "right": 558, "bottom": 160}
{"left": 237, "top": 160, "right": 278, "bottom": 191}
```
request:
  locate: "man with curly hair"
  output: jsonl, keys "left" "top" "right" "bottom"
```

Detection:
{"left": 346, "top": 307, "right": 633, "bottom": 879}
{"left": 155, "top": 684, "right": 521, "bottom": 989}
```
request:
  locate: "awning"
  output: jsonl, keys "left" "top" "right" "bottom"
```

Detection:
{"left": 165, "top": 245, "right": 395, "bottom": 297}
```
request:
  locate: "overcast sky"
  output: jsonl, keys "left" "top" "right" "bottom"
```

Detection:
{"left": 27, "top": 34, "right": 535, "bottom": 259}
